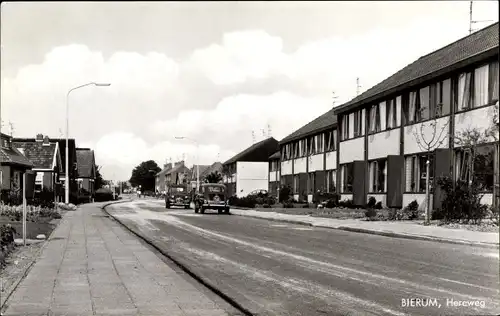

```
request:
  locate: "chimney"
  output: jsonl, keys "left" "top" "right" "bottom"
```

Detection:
{"left": 42, "top": 135, "right": 50, "bottom": 146}
{"left": 36, "top": 134, "right": 43, "bottom": 142}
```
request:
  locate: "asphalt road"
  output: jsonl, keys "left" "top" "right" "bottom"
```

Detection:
{"left": 106, "top": 199, "right": 500, "bottom": 316}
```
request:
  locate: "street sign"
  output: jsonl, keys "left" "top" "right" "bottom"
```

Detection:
{"left": 24, "top": 171, "right": 36, "bottom": 199}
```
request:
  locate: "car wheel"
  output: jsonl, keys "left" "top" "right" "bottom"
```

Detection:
{"left": 225, "top": 207, "right": 230, "bottom": 214}
{"left": 200, "top": 207, "right": 205, "bottom": 214}
{"left": 165, "top": 203, "right": 170, "bottom": 209}
{"left": 218, "top": 209, "right": 223, "bottom": 214}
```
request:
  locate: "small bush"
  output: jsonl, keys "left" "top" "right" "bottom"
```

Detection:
{"left": 262, "top": 204, "right": 271, "bottom": 208}
{"left": 282, "top": 201, "right": 294, "bottom": 208}
{"left": 338, "top": 199, "right": 355, "bottom": 209}
{"left": 490, "top": 205, "right": 499, "bottom": 226}
{"left": 228, "top": 195, "right": 257, "bottom": 208}
{"left": 388, "top": 209, "right": 398, "bottom": 220}
{"left": 367, "top": 197, "right": 377, "bottom": 208}
{"left": 325, "top": 198, "right": 338, "bottom": 208}
{"left": 402, "top": 200, "right": 419, "bottom": 220}
{"left": 302, "top": 204, "right": 310, "bottom": 208}
{"left": 264, "top": 196, "right": 277, "bottom": 206}
{"left": 365, "top": 208, "right": 377, "bottom": 220}
{"left": 0, "top": 224, "right": 16, "bottom": 248}
{"left": 30, "top": 188, "right": 55, "bottom": 209}
{"left": 374, "top": 202, "right": 383, "bottom": 210}
{"left": 278, "top": 185, "right": 292, "bottom": 203}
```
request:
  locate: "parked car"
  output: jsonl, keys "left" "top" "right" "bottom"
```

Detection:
{"left": 247, "top": 189, "right": 268, "bottom": 197}
{"left": 165, "top": 185, "right": 191, "bottom": 209}
{"left": 193, "top": 183, "right": 229, "bottom": 214}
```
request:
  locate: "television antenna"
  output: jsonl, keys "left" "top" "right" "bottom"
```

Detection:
{"left": 469, "top": 1, "right": 493, "bottom": 34}
{"left": 267, "top": 124, "right": 272, "bottom": 137}
{"left": 251, "top": 131, "right": 256, "bottom": 144}
{"left": 332, "top": 92, "right": 339, "bottom": 107}
{"left": 356, "top": 78, "right": 361, "bottom": 96}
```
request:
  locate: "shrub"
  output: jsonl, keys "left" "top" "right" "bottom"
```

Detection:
{"left": 338, "top": 199, "right": 355, "bottom": 209}
{"left": 1, "top": 190, "right": 22, "bottom": 206}
{"left": 0, "top": 224, "right": 16, "bottom": 248}
{"left": 262, "top": 204, "right": 271, "bottom": 208}
{"left": 365, "top": 208, "right": 377, "bottom": 220}
{"left": 302, "top": 204, "right": 310, "bottom": 208}
{"left": 388, "top": 209, "right": 399, "bottom": 221}
{"left": 228, "top": 195, "right": 257, "bottom": 208}
{"left": 30, "top": 188, "right": 55, "bottom": 209}
{"left": 490, "top": 205, "right": 499, "bottom": 226}
{"left": 437, "top": 177, "right": 489, "bottom": 223}
{"left": 325, "top": 198, "right": 338, "bottom": 208}
{"left": 402, "top": 200, "right": 419, "bottom": 220}
{"left": 367, "top": 197, "right": 377, "bottom": 208}
{"left": 282, "top": 201, "right": 294, "bottom": 208}
{"left": 278, "top": 185, "right": 292, "bottom": 203}
{"left": 374, "top": 201, "right": 383, "bottom": 210}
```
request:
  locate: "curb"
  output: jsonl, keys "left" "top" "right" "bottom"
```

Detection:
{"left": 101, "top": 202, "right": 253, "bottom": 316}
{"left": 232, "top": 212, "right": 499, "bottom": 249}
{"left": 0, "top": 212, "right": 64, "bottom": 312}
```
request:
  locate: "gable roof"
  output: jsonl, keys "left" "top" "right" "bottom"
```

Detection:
{"left": 76, "top": 148, "right": 95, "bottom": 178}
{"left": 335, "top": 22, "right": 499, "bottom": 114}
{"left": 200, "top": 162, "right": 223, "bottom": 178}
{"left": 166, "top": 162, "right": 191, "bottom": 175}
{"left": 223, "top": 137, "right": 280, "bottom": 165}
{"left": 190, "top": 165, "right": 210, "bottom": 179}
{"left": 12, "top": 140, "right": 58, "bottom": 169}
{"left": 0, "top": 145, "right": 33, "bottom": 168}
{"left": 13, "top": 137, "right": 77, "bottom": 174}
{"left": 280, "top": 108, "right": 337, "bottom": 144}
{"left": 269, "top": 151, "right": 281, "bottom": 160}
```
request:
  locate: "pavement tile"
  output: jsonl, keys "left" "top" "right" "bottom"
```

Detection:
{"left": 3, "top": 204, "right": 228, "bottom": 316}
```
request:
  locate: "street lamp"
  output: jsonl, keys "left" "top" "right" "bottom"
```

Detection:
{"left": 175, "top": 136, "right": 199, "bottom": 193}
{"left": 65, "top": 82, "right": 110, "bottom": 204}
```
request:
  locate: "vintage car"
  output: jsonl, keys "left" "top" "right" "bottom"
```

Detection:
{"left": 193, "top": 183, "right": 229, "bottom": 214}
{"left": 165, "top": 185, "right": 191, "bottom": 209}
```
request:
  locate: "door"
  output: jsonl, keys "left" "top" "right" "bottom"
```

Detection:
{"left": 387, "top": 155, "right": 404, "bottom": 208}
{"left": 433, "top": 148, "right": 451, "bottom": 210}
{"left": 352, "top": 160, "right": 366, "bottom": 207}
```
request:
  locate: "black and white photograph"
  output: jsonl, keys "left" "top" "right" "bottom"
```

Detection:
{"left": 0, "top": 1, "right": 499, "bottom": 315}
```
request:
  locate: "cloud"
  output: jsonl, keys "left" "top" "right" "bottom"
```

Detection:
{"left": 1, "top": 15, "right": 482, "bottom": 182}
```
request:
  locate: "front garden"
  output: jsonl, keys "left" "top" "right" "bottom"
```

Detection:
{"left": 228, "top": 178, "right": 499, "bottom": 233}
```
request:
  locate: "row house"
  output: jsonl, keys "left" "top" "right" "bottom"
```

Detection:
{"left": 277, "top": 109, "right": 338, "bottom": 203}
{"left": 223, "top": 137, "right": 279, "bottom": 198}
{"left": 0, "top": 133, "right": 34, "bottom": 193}
{"left": 270, "top": 22, "right": 499, "bottom": 209}
{"left": 155, "top": 162, "right": 172, "bottom": 193}
{"left": 76, "top": 148, "right": 97, "bottom": 202}
{"left": 165, "top": 161, "right": 191, "bottom": 189}
{"left": 333, "top": 22, "right": 499, "bottom": 209}
{"left": 13, "top": 134, "right": 63, "bottom": 198}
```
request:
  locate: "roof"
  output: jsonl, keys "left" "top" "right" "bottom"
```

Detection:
{"left": 223, "top": 137, "right": 280, "bottom": 165}
{"left": 269, "top": 151, "right": 281, "bottom": 160}
{"left": 190, "top": 165, "right": 210, "bottom": 179}
{"left": 0, "top": 146, "right": 33, "bottom": 167}
{"left": 200, "top": 162, "right": 223, "bottom": 178}
{"left": 280, "top": 108, "right": 337, "bottom": 144}
{"left": 76, "top": 148, "right": 95, "bottom": 178}
{"left": 335, "top": 22, "right": 499, "bottom": 114}
{"left": 13, "top": 137, "right": 76, "bottom": 174}
{"left": 156, "top": 164, "right": 172, "bottom": 177}
{"left": 12, "top": 140, "right": 58, "bottom": 169}
{"left": 166, "top": 162, "right": 191, "bottom": 175}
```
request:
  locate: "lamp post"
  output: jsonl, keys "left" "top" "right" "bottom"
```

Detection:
{"left": 175, "top": 136, "right": 199, "bottom": 193}
{"left": 65, "top": 82, "right": 110, "bottom": 204}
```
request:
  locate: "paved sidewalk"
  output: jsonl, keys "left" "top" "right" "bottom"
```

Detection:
{"left": 230, "top": 209, "right": 499, "bottom": 248}
{"left": 3, "top": 203, "right": 228, "bottom": 316}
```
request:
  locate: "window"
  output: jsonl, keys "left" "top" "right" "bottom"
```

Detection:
{"left": 293, "top": 142, "right": 299, "bottom": 158}
{"left": 368, "top": 104, "right": 381, "bottom": 133}
{"left": 369, "top": 160, "right": 387, "bottom": 193}
{"left": 456, "top": 71, "right": 472, "bottom": 111}
{"left": 474, "top": 65, "right": 489, "bottom": 108}
{"left": 341, "top": 163, "right": 354, "bottom": 193}
{"left": 326, "top": 170, "right": 336, "bottom": 193}
{"left": 353, "top": 110, "right": 363, "bottom": 137}
{"left": 405, "top": 154, "right": 434, "bottom": 193}
{"left": 386, "top": 98, "right": 397, "bottom": 129}
{"left": 316, "top": 133, "right": 324, "bottom": 153}
{"left": 455, "top": 145, "right": 494, "bottom": 191}
{"left": 308, "top": 136, "right": 315, "bottom": 155}
{"left": 341, "top": 115, "right": 349, "bottom": 141}
{"left": 299, "top": 139, "right": 307, "bottom": 157}
{"left": 269, "top": 161, "right": 278, "bottom": 172}
{"left": 325, "top": 130, "right": 336, "bottom": 151}
{"left": 488, "top": 61, "right": 499, "bottom": 103}
{"left": 293, "top": 175, "right": 299, "bottom": 194}
{"left": 308, "top": 172, "right": 315, "bottom": 193}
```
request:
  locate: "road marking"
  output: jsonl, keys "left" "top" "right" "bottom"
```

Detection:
{"left": 291, "top": 227, "right": 313, "bottom": 231}
{"left": 270, "top": 224, "right": 289, "bottom": 227}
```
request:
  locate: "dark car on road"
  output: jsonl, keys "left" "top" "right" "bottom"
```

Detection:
{"left": 165, "top": 185, "right": 191, "bottom": 209}
{"left": 193, "top": 183, "right": 229, "bottom": 214}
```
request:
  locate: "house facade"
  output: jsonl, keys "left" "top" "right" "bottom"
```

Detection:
{"left": 76, "top": 148, "right": 96, "bottom": 202}
{"left": 268, "top": 151, "right": 280, "bottom": 198}
{"left": 223, "top": 137, "right": 280, "bottom": 198}
{"left": 277, "top": 110, "right": 338, "bottom": 203}
{"left": 13, "top": 136, "right": 78, "bottom": 202}
{"left": 155, "top": 163, "right": 172, "bottom": 193}
{"left": 0, "top": 133, "right": 33, "bottom": 196}
{"left": 12, "top": 134, "right": 63, "bottom": 199}
{"left": 332, "top": 22, "right": 499, "bottom": 209}
{"left": 165, "top": 161, "right": 192, "bottom": 190}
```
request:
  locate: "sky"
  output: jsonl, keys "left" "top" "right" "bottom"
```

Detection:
{"left": 1, "top": 1, "right": 499, "bottom": 182}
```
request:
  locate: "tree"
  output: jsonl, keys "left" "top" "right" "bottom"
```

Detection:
{"left": 204, "top": 171, "right": 223, "bottom": 183}
{"left": 129, "top": 160, "right": 161, "bottom": 191}
{"left": 412, "top": 106, "right": 450, "bottom": 225}
{"left": 95, "top": 165, "right": 107, "bottom": 189}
